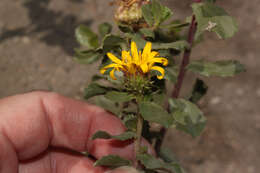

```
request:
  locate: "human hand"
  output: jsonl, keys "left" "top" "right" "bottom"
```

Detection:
{"left": 0, "top": 92, "right": 144, "bottom": 173}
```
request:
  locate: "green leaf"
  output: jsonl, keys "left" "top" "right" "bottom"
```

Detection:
{"left": 74, "top": 49, "right": 102, "bottom": 64}
{"left": 139, "top": 28, "right": 155, "bottom": 39}
{"left": 94, "top": 155, "right": 132, "bottom": 168}
{"left": 152, "top": 40, "right": 189, "bottom": 50}
{"left": 98, "top": 22, "right": 112, "bottom": 37}
{"left": 151, "top": 0, "right": 163, "bottom": 27}
{"left": 151, "top": 93, "right": 166, "bottom": 107}
{"left": 127, "top": 34, "right": 188, "bottom": 51}
{"left": 91, "top": 131, "right": 111, "bottom": 140}
{"left": 142, "top": 0, "right": 173, "bottom": 28}
{"left": 127, "top": 33, "right": 146, "bottom": 49}
{"left": 105, "top": 91, "right": 133, "bottom": 103}
{"left": 160, "top": 22, "right": 189, "bottom": 29}
{"left": 165, "top": 66, "right": 179, "bottom": 84}
{"left": 95, "top": 96, "right": 120, "bottom": 116}
{"left": 92, "top": 75, "right": 106, "bottom": 81}
{"left": 187, "top": 60, "right": 246, "bottom": 77}
{"left": 206, "top": 0, "right": 216, "bottom": 3}
{"left": 142, "top": 3, "right": 154, "bottom": 27}
{"left": 139, "top": 102, "right": 173, "bottom": 128}
{"left": 102, "top": 34, "right": 127, "bottom": 52}
{"left": 189, "top": 78, "right": 208, "bottom": 103}
{"left": 160, "top": 6, "right": 173, "bottom": 24}
{"left": 84, "top": 83, "right": 111, "bottom": 100}
{"left": 159, "top": 147, "right": 179, "bottom": 163}
{"left": 75, "top": 25, "right": 99, "bottom": 48}
{"left": 192, "top": 2, "right": 238, "bottom": 39}
{"left": 137, "top": 153, "right": 183, "bottom": 173}
{"left": 169, "top": 98, "right": 206, "bottom": 137}
{"left": 117, "top": 22, "right": 134, "bottom": 33}
{"left": 123, "top": 114, "right": 137, "bottom": 131}
{"left": 92, "top": 131, "right": 136, "bottom": 141}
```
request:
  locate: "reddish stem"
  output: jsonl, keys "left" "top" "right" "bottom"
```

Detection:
{"left": 171, "top": 15, "right": 197, "bottom": 98}
{"left": 155, "top": 1, "right": 200, "bottom": 153}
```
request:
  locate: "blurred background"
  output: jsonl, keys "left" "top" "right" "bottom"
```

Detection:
{"left": 0, "top": 0, "right": 259, "bottom": 172}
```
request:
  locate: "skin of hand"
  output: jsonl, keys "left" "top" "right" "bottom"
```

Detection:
{"left": 0, "top": 91, "right": 148, "bottom": 173}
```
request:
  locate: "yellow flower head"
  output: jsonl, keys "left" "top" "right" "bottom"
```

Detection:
{"left": 100, "top": 41, "right": 168, "bottom": 80}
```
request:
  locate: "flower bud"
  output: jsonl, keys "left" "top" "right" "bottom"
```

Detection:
{"left": 114, "top": 0, "right": 149, "bottom": 25}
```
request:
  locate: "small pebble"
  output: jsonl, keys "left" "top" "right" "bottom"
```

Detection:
{"left": 21, "top": 36, "right": 30, "bottom": 44}
{"left": 236, "top": 88, "right": 244, "bottom": 96}
{"left": 210, "top": 96, "right": 221, "bottom": 105}
{"left": 256, "top": 88, "right": 260, "bottom": 97}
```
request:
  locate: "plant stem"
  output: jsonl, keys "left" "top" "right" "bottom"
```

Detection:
{"left": 135, "top": 113, "right": 143, "bottom": 154}
{"left": 134, "top": 112, "right": 143, "bottom": 166}
{"left": 171, "top": 15, "right": 197, "bottom": 98}
{"left": 155, "top": 8, "right": 199, "bottom": 154}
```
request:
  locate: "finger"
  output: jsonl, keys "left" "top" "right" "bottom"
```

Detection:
{"left": 19, "top": 149, "right": 106, "bottom": 173}
{"left": 0, "top": 91, "right": 154, "bottom": 173}
{"left": 0, "top": 91, "right": 126, "bottom": 161}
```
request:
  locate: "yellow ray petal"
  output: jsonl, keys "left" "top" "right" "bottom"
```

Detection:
{"left": 150, "top": 51, "right": 159, "bottom": 57}
{"left": 140, "top": 63, "right": 149, "bottom": 73}
{"left": 107, "top": 53, "right": 123, "bottom": 64}
{"left": 138, "top": 51, "right": 142, "bottom": 65}
{"left": 110, "top": 68, "right": 117, "bottom": 80}
{"left": 151, "top": 66, "right": 165, "bottom": 80}
{"left": 142, "top": 42, "right": 152, "bottom": 62}
{"left": 100, "top": 63, "right": 123, "bottom": 74}
{"left": 122, "top": 50, "right": 130, "bottom": 63}
{"left": 148, "top": 57, "right": 169, "bottom": 66}
{"left": 128, "top": 63, "right": 136, "bottom": 74}
{"left": 131, "top": 41, "right": 139, "bottom": 63}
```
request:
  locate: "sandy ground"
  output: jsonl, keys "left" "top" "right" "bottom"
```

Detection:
{"left": 0, "top": 0, "right": 260, "bottom": 173}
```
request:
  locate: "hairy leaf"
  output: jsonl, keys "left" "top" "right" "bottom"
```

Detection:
{"left": 142, "top": 3, "right": 155, "bottom": 27}
{"left": 142, "top": 0, "right": 173, "bottom": 28}
{"left": 92, "top": 131, "right": 136, "bottom": 141}
{"left": 74, "top": 49, "right": 102, "bottom": 64}
{"left": 159, "top": 147, "right": 179, "bottom": 163}
{"left": 84, "top": 83, "right": 111, "bottom": 99}
{"left": 137, "top": 153, "right": 183, "bottom": 173}
{"left": 192, "top": 2, "right": 238, "bottom": 39}
{"left": 95, "top": 96, "right": 120, "bottom": 116}
{"left": 75, "top": 25, "right": 99, "bottom": 48}
{"left": 187, "top": 60, "right": 246, "bottom": 77}
{"left": 206, "top": 0, "right": 216, "bottom": 3}
{"left": 139, "top": 28, "right": 155, "bottom": 39}
{"left": 123, "top": 114, "right": 137, "bottom": 131}
{"left": 118, "top": 22, "right": 134, "bottom": 33}
{"left": 94, "top": 155, "right": 132, "bottom": 167}
{"left": 105, "top": 91, "right": 133, "bottom": 103}
{"left": 189, "top": 78, "right": 208, "bottom": 103}
{"left": 165, "top": 66, "right": 179, "bottom": 84}
{"left": 102, "top": 34, "right": 127, "bottom": 52}
{"left": 98, "top": 22, "right": 112, "bottom": 37}
{"left": 152, "top": 40, "right": 189, "bottom": 50}
{"left": 92, "top": 75, "right": 106, "bottom": 81}
{"left": 169, "top": 98, "right": 206, "bottom": 137}
{"left": 139, "top": 102, "right": 173, "bottom": 128}
{"left": 127, "top": 33, "right": 146, "bottom": 49}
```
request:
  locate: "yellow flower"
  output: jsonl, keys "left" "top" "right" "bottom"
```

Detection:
{"left": 100, "top": 41, "right": 168, "bottom": 80}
